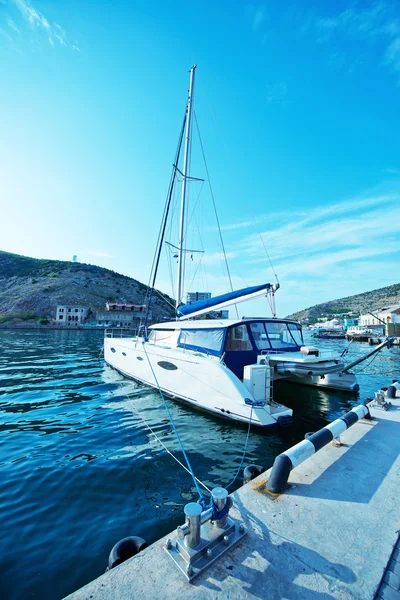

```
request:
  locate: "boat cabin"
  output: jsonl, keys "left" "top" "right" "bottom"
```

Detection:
{"left": 148, "top": 319, "right": 303, "bottom": 378}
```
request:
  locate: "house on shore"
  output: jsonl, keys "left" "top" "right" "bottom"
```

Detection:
{"left": 359, "top": 305, "right": 400, "bottom": 326}
{"left": 56, "top": 305, "right": 90, "bottom": 326}
{"left": 95, "top": 303, "right": 149, "bottom": 328}
{"left": 359, "top": 304, "right": 400, "bottom": 335}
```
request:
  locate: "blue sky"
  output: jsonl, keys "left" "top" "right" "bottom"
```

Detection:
{"left": 1, "top": 0, "right": 399, "bottom": 317}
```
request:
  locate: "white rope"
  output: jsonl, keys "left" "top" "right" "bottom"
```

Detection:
{"left": 122, "top": 387, "right": 212, "bottom": 494}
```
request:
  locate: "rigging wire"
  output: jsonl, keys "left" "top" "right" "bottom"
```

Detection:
{"left": 351, "top": 349, "right": 381, "bottom": 374}
{"left": 155, "top": 288, "right": 176, "bottom": 311}
{"left": 194, "top": 111, "right": 240, "bottom": 319}
{"left": 203, "top": 90, "right": 280, "bottom": 286}
{"left": 141, "top": 111, "right": 187, "bottom": 328}
{"left": 186, "top": 218, "right": 206, "bottom": 294}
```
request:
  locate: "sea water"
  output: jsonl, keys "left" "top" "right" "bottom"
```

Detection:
{"left": 0, "top": 329, "right": 398, "bottom": 599}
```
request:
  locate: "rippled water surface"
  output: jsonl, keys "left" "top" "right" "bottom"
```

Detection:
{"left": 0, "top": 329, "right": 399, "bottom": 599}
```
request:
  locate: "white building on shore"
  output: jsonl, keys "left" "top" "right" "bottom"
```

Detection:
{"left": 96, "top": 303, "right": 148, "bottom": 327}
{"left": 359, "top": 305, "right": 400, "bottom": 327}
{"left": 56, "top": 306, "right": 89, "bottom": 326}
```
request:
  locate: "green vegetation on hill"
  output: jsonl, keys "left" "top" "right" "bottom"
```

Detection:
{"left": 0, "top": 312, "right": 39, "bottom": 323}
{"left": 286, "top": 283, "right": 400, "bottom": 321}
{"left": 0, "top": 250, "right": 175, "bottom": 323}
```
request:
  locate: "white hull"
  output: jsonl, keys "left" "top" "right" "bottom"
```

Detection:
{"left": 285, "top": 372, "right": 359, "bottom": 392}
{"left": 104, "top": 337, "right": 292, "bottom": 428}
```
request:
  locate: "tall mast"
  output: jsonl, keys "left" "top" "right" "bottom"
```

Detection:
{"left": 176, "top": 64, "right": 196, "bottom": 309}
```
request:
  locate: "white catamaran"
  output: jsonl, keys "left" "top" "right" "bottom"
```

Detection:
{"left": 104, "top": 65, "right": 389, "bottom": 428}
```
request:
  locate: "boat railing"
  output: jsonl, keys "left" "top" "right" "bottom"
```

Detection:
{"left": 104, "top": 328, "right": 141, "bottom": 339}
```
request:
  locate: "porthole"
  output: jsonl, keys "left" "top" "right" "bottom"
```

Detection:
{"left": 137, "top": 356, "right": 143, "bottom": 361}
{"left": 157, "top": 361, "right": 178, "bottom": 371}
{"left": 111, "top": 347, "right": 116, "bottom": 353}
{"left": 122, "top": 352, "right": 127, "bottom": 356}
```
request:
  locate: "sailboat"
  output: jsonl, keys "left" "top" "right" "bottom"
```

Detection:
{"left": 103, "top": 66, "right": 364, "bottom": 428}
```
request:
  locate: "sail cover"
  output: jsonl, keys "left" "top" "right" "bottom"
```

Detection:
{"left": 176, "top": 283, "right": 273, "bottom": 319}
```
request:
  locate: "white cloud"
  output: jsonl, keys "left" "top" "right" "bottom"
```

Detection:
{"left": 309, "top": 3, "right": 400, "bottom": 82}
{"left": 7, "top": 17, "right": 20, "bottom": 33}
{"left": 252, "top": 8, "right": 266, "bottom": 32}
{"left": 246, "top": 212, "right": 400, "bottom": 269}
{"left": 219, "top": 219, "right": 255, "bottom": 231}
{"left": 155, "top": 185, "right": 400, "bottom": 316}
{"left": 10, "top": 0, "right": 79, "bottom": 50}
{"left": 201, "top": 251, "right": 236, "bottom": 265}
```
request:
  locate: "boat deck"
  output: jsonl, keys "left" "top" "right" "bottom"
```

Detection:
{"left": 64, "top": 396, "right": 400, "bottom": 600}
{"left": 269, "top": 350, "right": 340, "bottom": 363}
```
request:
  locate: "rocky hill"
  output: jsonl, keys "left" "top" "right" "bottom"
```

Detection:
{"left": 286, "top": 282, "right": 400, "bottom": 322}
{"left": 0, "top": 250, "right": 175, "bottom": 324}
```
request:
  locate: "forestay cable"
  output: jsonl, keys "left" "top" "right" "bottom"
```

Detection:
{"left": 203, "top": 90, "right": 279, "bottom": 286}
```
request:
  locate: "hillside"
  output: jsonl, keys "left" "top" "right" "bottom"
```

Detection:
{"left": 286, "top": 282, "right": 400, "bottom": 322}
{"left": 0, "top": 250, "right": 175, "bottom": 324}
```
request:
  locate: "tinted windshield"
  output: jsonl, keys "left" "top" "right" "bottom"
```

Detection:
{"left": 250, "top": 321, "right": 303, "bottom": 351}
{"left": 250, "top": 322, "right": 271, "bottom": 350}
{"left": 288, "top": 323, "right": 303, "bottom": 346}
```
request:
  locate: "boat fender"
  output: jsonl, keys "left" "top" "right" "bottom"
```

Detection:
{"left": 243, "top": 464, "right": 265, "bottom": 484}
{"left": 300, "top": 346, "right": 319, "bottom": 356}
{"left": 277, "top": 415, "right": 293, "bottom": 428}
{"left": 387, "top": 385, "right": 397, "bottom": 399}
{"left": 107, "top": 536, "right": 148, "bottom": 570}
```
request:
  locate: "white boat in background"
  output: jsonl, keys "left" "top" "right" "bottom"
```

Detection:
{"left": 104, "top": 65, "right": 390, "bottom": 427}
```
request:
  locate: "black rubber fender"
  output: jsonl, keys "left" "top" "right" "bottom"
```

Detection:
{"left": 243, "top": 464, "right": 265, "bottom": 484}
{"left": 387, "top": 385, "right": 396, "bottom": 399}
{"left": 108, "top": 536, "right": 148, "bottom": 570}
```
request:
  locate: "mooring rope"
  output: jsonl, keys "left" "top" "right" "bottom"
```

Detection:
{"left": 141, "top": 343, "right": 206, "bottom": 503}
{"left": 224, "top": 402, "right": 254, "bottom": 490}
{"left": 124, "top": 391, "right": 211, "bottom": 494}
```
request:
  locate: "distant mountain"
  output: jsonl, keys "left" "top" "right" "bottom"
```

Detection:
{"left": 286, "top": 283, "right": 400, "bottom": 322}
{"left": 0, "top": 250, "right": 175, "bottom": 324}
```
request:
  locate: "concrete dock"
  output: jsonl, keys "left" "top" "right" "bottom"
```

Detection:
{"left": 65, "top": 397, "right": 400, "bottom": 600}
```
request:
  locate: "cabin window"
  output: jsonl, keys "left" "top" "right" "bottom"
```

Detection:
{"left": 178, "top": 328, "right": 224, "bottom": 356}
{"left": 148, "top": 329, "right": 179, "bottom": 347}
{"left": 265, "top": 322, "right": 300, "bottom": 350}
{"left": 226, "top": 325, "right": 253, "bottom": 351}
{"left": 250, "top": 323, "right": 271, "bottom": 350}
{"left": 288, "top": 323, "right": 303, "bottom": 346}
